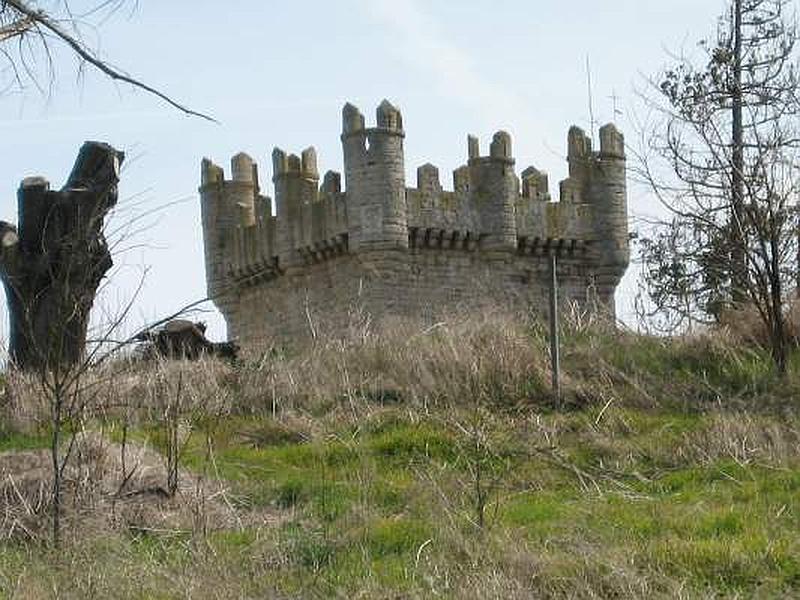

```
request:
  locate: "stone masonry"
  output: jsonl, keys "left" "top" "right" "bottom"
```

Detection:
{"left": 199, "top": 100, "right": 629, "bottom": 350}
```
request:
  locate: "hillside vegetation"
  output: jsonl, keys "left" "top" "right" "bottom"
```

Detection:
{"left": 0, "top": 312, "right": 798, "bottom": 599}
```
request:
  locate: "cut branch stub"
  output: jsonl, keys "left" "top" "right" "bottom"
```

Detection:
{"left": 0, "top": 141, "right": 125, "bottom": 370}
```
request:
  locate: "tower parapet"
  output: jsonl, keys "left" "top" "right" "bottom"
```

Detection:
{"left": 199, "top": 101, "right": 630, "bottom": 348}
{"left": 555, "top": 124, "right": 628, "bottom": 309}
{"left": 466, "top": 131, "right": 518, "bottom": 252}
{"left": 341, "top": 100, "right": 407, "bottom": 252}
{"left": 589, "top": 123, "right": 629, "bottom": 309}
{"left": 199, "top": 158, "right": 240, "bottom": 323}
{"left": 273, "top": 146, "right": 319, "bottom": 269}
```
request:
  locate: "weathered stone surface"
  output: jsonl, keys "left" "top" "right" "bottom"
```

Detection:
{"left": 198, "top": 101, "right": 630, "bottom": 351}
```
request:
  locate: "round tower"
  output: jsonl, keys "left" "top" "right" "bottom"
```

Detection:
{"left": 341, "top": 100, "right": 408, "bottom": 251}
{"left": 199, "top": 158, "right": 239, "bottom": 334}
{"left": 273, "top": 147, "right": 319, "bottom": 269}
{"left": 467, "top": 131, "right": 518, "bottom": 252}
{"left": 588, "top": 123, "right": 629, "bottom": 312}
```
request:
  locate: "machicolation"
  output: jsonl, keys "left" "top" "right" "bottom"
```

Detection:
{"left": 199, "top": 100, "right": 629, "bottom": 349}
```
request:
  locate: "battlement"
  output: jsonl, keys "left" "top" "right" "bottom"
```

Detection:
{"left": 464, "top": 131, "right": 513, "bottom": 164}
{"left": 199, "top": 100, "right": 630, "bottom": 348}
{"left": 342, "top": 100, "right": 404, "bottom": 137}
{"left": 272, "top": 147, "right": 319, "bottom": 179}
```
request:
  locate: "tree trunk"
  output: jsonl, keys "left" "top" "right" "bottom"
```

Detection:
{"left": 769, "top": 230, "right": 788, "bottom": 375}
{"left": 731, "top": 0, "right": 748, "bottom": 304}
{"left": 0, "top": 141, "right": 124, "bottom": 370}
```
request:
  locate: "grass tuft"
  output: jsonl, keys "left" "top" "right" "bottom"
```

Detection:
{"left": 1, "top": 313, "right": 799, "bottom": 597}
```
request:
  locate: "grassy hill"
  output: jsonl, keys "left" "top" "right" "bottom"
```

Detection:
{"left": 0, "top": 314, "right": 798, "bottom": 598}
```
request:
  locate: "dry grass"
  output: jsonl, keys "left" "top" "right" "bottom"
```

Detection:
{"left": 0, "top": 430, "right": 246, "bottom": 544}
{"left": 0, "top": 310, "right": 798, "bottom": 598}
{"left": 718, "top": 299, "right": 800, "bottom": 350}
{"left": 231, "top": 309, "right": 552, "bottom": 417}
{"left": 676, "top": 411, "right": 800, "bottom": 467}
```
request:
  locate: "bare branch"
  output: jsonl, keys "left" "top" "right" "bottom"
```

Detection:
{"left": 1, "top": 0, "right": 216, "bottom": 121}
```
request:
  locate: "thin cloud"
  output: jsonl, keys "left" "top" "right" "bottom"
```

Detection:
{"left": 361, "top": 0, "right": 525, "bottom": 123}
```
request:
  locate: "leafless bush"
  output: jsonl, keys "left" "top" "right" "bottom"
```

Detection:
{"left": 677, "top": 411, "right": 800, "bottom": 467}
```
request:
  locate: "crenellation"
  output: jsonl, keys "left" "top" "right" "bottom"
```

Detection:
{"left": 567, "top": 126, "right": 592, "bottom": 160}
{"left": 342, "top": 102, "right": 365, "bottom": 135}
{"left": 287, "top": 153, "right": 301, "bottom": 173}
{"left": 599, "top": 123, "right": 625, "bottom": 158}
{"left": 453, "top": 165, "right": 470, "bottom": 194}
{"left": 321, "top": 170, "right": 341, "bottom": 195}
{"left": 489, "top": 130, "right": 513, "bottom": 161}
{"left": 201, "top": 157, "right": 224, "bottom": 185}
{"left": 376, "top": 99, "right": 403, "bottom": 131}
{"left": 272, "top": 148, "right": 288, "bottom": 176}
{"left": 231, "top": 152, "right": 254, "bottom": 182}
{"left": 301, "top": 147, "right": 318, "bottom": 178}
{"left": 229, "top": 153, "right": 257, "bottom": 227}
{"left": 199, "top": 100, "right": 630, "bottom": 349}
{"left": 521, "top": 166, "right": 550, "bottom": 201}
{"left": 467, "top": 135, "right": 480, "bottom": 160}
{"left": 416, "top": 163, "right": 441, "bottom": 193}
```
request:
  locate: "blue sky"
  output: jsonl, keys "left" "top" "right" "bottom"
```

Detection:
{"left": 0, "top": 0, "right": 725, "bottom": 342}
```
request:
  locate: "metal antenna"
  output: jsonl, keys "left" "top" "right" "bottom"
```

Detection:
{"left": 609, "top": 88, "right": 622, "bottom": 126}
{"left": 586, "top": 55, "right": 596, "bottom": 142}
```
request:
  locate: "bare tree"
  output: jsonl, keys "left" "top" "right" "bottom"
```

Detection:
{"left": 0, "top": 141, "right": 132, "bottom": 546}
{"left": 0, "top": 1, "right": 214, "bottom": 546}
{"left": 0, "top": 0, "right": 213, "bottom": 119}
{"left": 0, "top": 141, "right": 123, "bottom": 370}
{"left": 636, "top": 0, "right": 800, "bottom": 372}
{"left": 0, "top": 146, "right": 216, "bottom": 546}
{"left": 0, "top": 2, "right": 213, "bottom": 370}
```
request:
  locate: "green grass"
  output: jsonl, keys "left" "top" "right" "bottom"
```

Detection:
{"left": 147, "top": 407, "right": 798, "bottom": 596}
{"left": 367, "top": 420, "right": 458, "bottom": 462}
{"left": 573, "top": 332, "right": 779, "bottom": 406}
{"left": 3, "top": 326, "right": 800, "bottom": 598}
{"left": 0, "top": 428, "right": 50, "bottom": 452}
{"left": 3, "top": 405, "right": 800, "bottom": 598}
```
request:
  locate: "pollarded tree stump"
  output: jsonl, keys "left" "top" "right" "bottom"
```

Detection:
{"left": 0, "top": 142, "right": 125, "bottom": 370}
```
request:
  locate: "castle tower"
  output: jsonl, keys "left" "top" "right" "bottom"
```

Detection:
{"left": 562, "top": 124, "right": 629, "bottom": 312}
{"left": 341, "top": 100, "right": 408, "bottom": 251}
{"left": 589, "top": 124, "right": 629, "bottom": 310}
{"left": 467, "top": 131, "right": 518, "bottom": 252}
{"left": 273, "top": 146, "right": 319, "bottom": 269}
{"left": 199, "top": 158, "right": 238, "bottom": 326}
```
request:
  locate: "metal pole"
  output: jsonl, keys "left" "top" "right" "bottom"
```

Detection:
{"left": 549, "top": 252, "right": 561, "bottom": 407}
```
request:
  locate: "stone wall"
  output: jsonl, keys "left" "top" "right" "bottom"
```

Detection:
{"left": 198, "top": 100, "right": 630, "bottom": 350}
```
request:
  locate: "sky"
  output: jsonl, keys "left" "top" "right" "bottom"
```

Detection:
{"left": 0, "top": 0, "right": 727, "bottom": 344}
